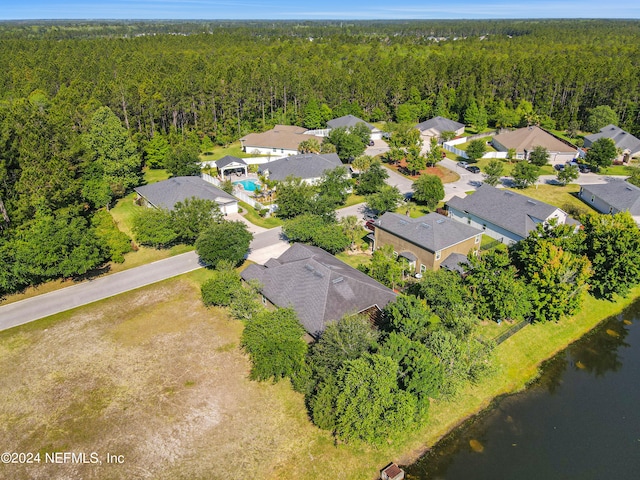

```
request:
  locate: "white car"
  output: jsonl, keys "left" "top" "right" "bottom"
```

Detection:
{"left": 457, "top": 161, "right": 469, "bottom": 168}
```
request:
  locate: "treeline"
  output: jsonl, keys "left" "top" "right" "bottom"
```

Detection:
{"left": 1, "top": 19, "right": 639, "bottom": 147}
{"left": 1, "top": 19, "right": 640, "bottom": 295}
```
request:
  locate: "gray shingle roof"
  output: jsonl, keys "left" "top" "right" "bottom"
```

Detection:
{"left": 580, "top": 180, "right": 640, "bottom": 215}
{"left": 215, "top": 155, "right": 247, "bottom": 168}
{"left": 134, "top": 176, "right": 237, "bottom": 211}
{"left": 446, "top": 184, "right": 563, "bottom": 239}
{"left": 415, "top": 116, "right": 464, "bottom": 134}
{"left": 260, "top": 153, "right": 342, "bottom": 181}
{"left": 440, "top": 253, "right": 470, "bottom": 274}
{"left": 375, "top": 212, "right": 482, "bottom": 252}
{"left": 241, "top": 243, "right": 397, "bottom": 338}
{"left": 583, "top": 125, "right": 640, "bottom": 154}
{"left": 327, "top": 115, "right": 375, "bottom": 131}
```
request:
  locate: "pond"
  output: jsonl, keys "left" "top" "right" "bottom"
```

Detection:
{"left": 405, "top": 301, "right": 640, "bottom": 480}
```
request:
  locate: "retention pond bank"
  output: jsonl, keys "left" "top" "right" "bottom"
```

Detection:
{"left": 405, "top": 299, "right": 640, "bottom": 479}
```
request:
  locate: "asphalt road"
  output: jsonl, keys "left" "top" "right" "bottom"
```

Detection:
{"left": 0, "top": 251, "right": 204, "bottom": 332}
{"left": 0, "top": 227, "right": 290, "bottom": 332}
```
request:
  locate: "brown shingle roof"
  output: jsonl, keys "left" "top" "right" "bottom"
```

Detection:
{"left": 492, "top": 126, "right": 577, "bottom": 153}
{"left": 240, "top": 125, "right": 323, "bottom": 151}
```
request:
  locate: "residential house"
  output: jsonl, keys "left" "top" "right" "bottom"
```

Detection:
{"left": 583, "top": 125, "right": 640, "bottom": 163}
{"left": 372, "top": 212, "right": 482, "bottom": 275}
{"left": 491, "top": 126, "right": 578, "bottom": 164}
{"left": 578, "top": 180, "right": 640, "bottom": 225}
{"left": 327, "top": 114, "right": 383, "bottom": 140}
{"left": 259, "top": 152, "right": 344, "bottom": 184}
{"left": 415, "top": 116, "right": 465, "bottom": 142}
{"left": 239, "top": 125, "right": 324, "bottom": 157}
{"left": 240, "top": 243, "right": 397, "bottom": 339}
{"left": 446, "top": 184, "right": 575, "bottom": 245}
{"left": 134, "top": 176, "right": 238, "bottom": 214}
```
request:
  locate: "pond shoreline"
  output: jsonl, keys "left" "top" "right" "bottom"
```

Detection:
{"left": 390, "top": 288, "right": 640, "bottom": 473}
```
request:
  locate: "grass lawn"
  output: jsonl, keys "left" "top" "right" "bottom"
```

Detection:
{"left": 473, "top": 158, "right": 554, "bottom": 176}
{"left": 598, "top": 164, "right": 633, "bottom": 176}
{"left": 238, "top": 201, "right": 283, "bottom": 228}
{"left": 507, "top": 183, "right": 597, "bottom": 216}
{"left": 2, "top": 267, "right": 639, "bottom": 479}
{"left": 335, "top": 250, "right": 372, "bottom": 269}
{"left": 387, "top": 162, "right": 460, "bottom": 184}
{"left": 199, "top": 141, "right": 253, "bottom": 160}
{"left": 454, "top": 138, "right": 497, "bottom": 153}
{"left": 143, "top": 167, "right": 170, "bottom": 184}
{"left": 395, "top": 203, "right": 432, "bottom": 218}
{"left": 343, "top": 193, "right": 366, "bottom": 208}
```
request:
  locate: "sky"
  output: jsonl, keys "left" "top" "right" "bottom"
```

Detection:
{"left": 2, "top": 1, "right": 640, "bottom": 21}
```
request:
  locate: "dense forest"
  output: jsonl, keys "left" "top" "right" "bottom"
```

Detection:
{"left": 1, "top": 19, "right": 640, "bottom": 295}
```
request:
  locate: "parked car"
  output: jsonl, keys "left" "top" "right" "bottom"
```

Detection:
{"left": 466, "top": 165, "right": 481, "bottom": 174}
{"left": 554, "top": 163, "right": 565, "bottom": 171}
{"left": 365, "top": 219, "right": 376, "bottom": 231}
{"left": 578, "top": 164, "right": 591, "bottom": 173}
{"left": 457, "top": 161, "right": 469, "bottom": 168}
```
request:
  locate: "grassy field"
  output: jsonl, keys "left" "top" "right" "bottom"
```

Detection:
{"left": 2, "top": 268, "right": 639, "bottom": 479}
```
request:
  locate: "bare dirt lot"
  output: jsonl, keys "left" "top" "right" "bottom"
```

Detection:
{"left": 0, "top": 275, "right": 325, "bottom": 480}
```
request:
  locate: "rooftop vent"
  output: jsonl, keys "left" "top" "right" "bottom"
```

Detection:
{"left": 436, "top": 218, "right": 446, "bottom": 224}
{"left": 399, "top": 220, "right": 408, "bottom": 225}
{"left": 527, "top": 199, "right": 537, "bottom": 205}
{"left": 419, "top": 222, "right": 431, "bottom": 229}
{"left": 332, "top": 277, "right": 344, "bottom": 284}
{"left": 304, "top": 264, "right": 315, "bottom": 272}
{"left": 504, "top": 191, "right": 514, "bottom": 196}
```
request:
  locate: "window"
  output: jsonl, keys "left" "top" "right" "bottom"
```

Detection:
{"left": 467, "top": 217, "right": 471, "bottom": 224}
{"left": 482, "top": 224, "right": 487, "bottom": 231}
{"left": 262, "top": 295, "right": 267, "bottom": 305}
{"left": 435, "top": 250, "right": 441, "bottom": 260}
{"left": 272, "top": 147, "right": 277, "bottom": 152}
{"left": 420, "top": 264, "right": 427, "bottom": 273}
{"left": 475, "top": 235, "right": 481, "bottom": 244}
{"left": 591, "top": 195, "right": 595, "bottom": 203}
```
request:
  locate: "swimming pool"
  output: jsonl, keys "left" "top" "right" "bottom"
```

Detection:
{"left": 233, "top": 179, "right": 260, "bottom": 192}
